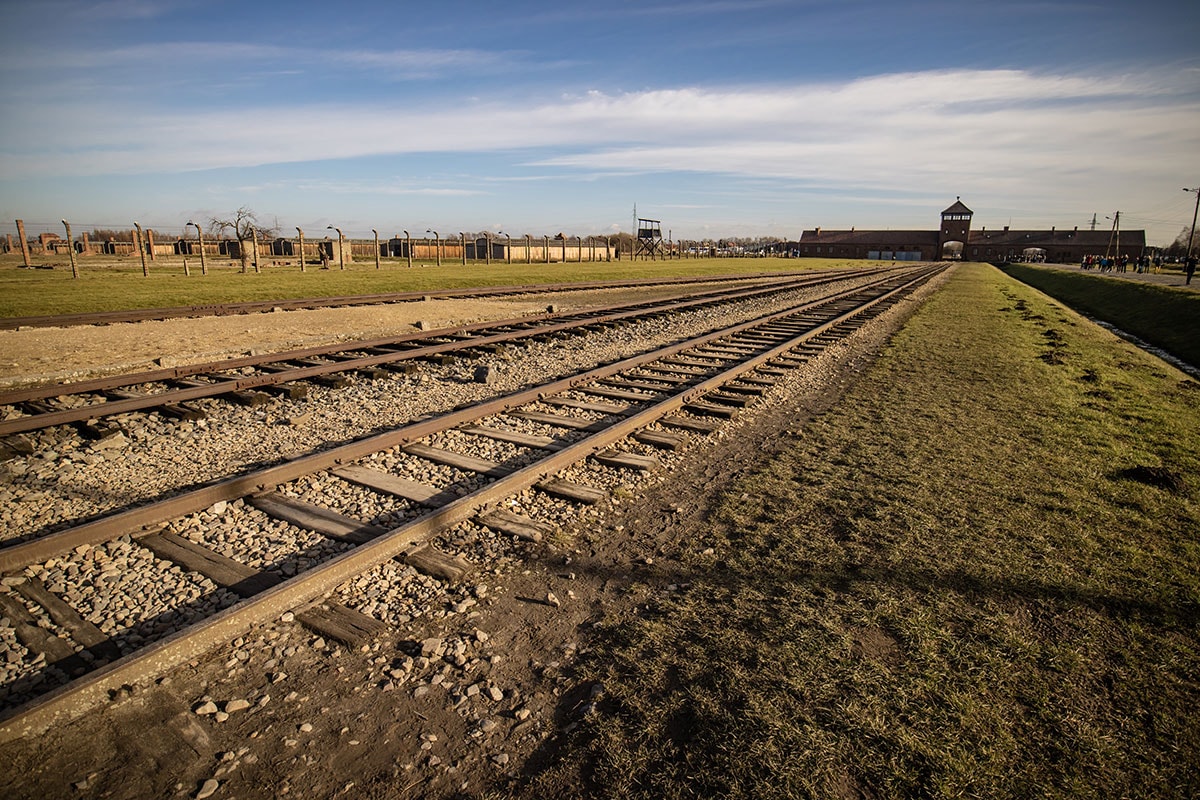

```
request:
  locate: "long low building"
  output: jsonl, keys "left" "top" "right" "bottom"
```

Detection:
{"left": 795, "top": 199, "right": 1146, "bottom": 263}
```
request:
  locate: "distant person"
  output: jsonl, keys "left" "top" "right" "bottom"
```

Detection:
{"left": 1187, "top": 255, "right": 1197, "bottom": 285}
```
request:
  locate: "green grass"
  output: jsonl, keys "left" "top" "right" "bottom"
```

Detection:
{"left": 0, "top": 254, "right": 869, "bottom": 319}
{"left": 518, "top": 263, "right": 1200, "bottom": 799}
{"left": 998, "top": 263, "right": 1200, "bottom": 368}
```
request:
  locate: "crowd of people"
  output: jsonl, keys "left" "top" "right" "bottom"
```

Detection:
{"left": 1080, "top": 254, "right": 1157, "bottom": 273}
{"left": 1079, "top": 253, "right": 1197, "bottom": 284}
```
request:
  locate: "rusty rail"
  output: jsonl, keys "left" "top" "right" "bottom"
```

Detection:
{"left": 0, "top": 270, "right": 834, "bottom": 331}
{"left": 0, "top": 269, "right": 888, "bottom": 436}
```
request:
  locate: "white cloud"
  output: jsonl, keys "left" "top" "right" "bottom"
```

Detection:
{"left": 2, "top": 66, "right": 1195, "bottom": 239}
{"left": 1, "top": 39, "right": 526, "bottom": 83}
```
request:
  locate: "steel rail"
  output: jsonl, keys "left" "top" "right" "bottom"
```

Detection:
{"left": 0, "top": 265, "right": 944, "bottom": 741}
{"left": 0, "top": 271, "right": 859, "bottom": 405}
{"left": 0, "top": 270, "right": 887, "bottom": 436}
{"left": 0, "top": 269, "right": 929, "bottom": 574}
{"left": 0, "top": 270, "right": 836, "bottom": 331}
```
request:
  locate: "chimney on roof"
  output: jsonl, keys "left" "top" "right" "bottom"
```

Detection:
{"left": 815, "top": 227, "right": 821, "bottom": 235}
{"left": 1003, "top": 225, "right": 1009, "bottom": 232}
{"left": 1074, "top": 226, "right": 1078, "bottom": 232}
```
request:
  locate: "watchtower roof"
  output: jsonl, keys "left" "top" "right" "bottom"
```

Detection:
{"left": 942, "top": 198, "right": 973, "bottom": 216}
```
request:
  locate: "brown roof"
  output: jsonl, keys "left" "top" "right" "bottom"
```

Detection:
{"left": 798, "top": 229, "right": 939, "bottom": 247}
{"left": 942, "top": 199, "right": 973, "bottom": 216}
{"left": 968, "top": 228, "right": 1144, "bottom": 249}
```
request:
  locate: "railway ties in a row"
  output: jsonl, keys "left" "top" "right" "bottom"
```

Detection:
{"left": 0, "top": 265, "right": 946, "bottom": 742}
{"left": 0, "top": 269, "right": 897, "bottom": 443}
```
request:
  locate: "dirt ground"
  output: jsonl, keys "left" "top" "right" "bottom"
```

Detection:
{"left": 0, "top": 282, "right": 731, "bottom": 389}
{"left": 0, "top": 279, "right": 934, "bottom": 800}
{"left": 0, "top": 297, "right": 553, "bottom": 389}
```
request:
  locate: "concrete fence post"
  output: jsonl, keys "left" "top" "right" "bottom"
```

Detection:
{"left": 134, "top": 222, "right": 148, "bottom": 276}
{"left": 15, "top": 220, "right": 31, "bottom": 267}
{"left": 62, "top": 219, "right": 78, "bottom": 278}
{"left": 250, "top": 225, "right": 260, "bottom": 273}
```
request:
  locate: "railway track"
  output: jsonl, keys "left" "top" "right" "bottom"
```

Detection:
{"left": 0, "top": 271, "right": 819, "bottom": 331}
{"left": 0, "top": 269, "right": 887, "bottom": 441}
{"left": 0, "top": 264, "right": 946, "bottom": 742}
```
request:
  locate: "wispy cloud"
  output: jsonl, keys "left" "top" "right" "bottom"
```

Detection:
{"left": 4, "top": 67, "right": 1190, "bottom": 187}
{"left": 2, "top": 40, "right": 530, "bottom": 82}
{"left": 233, "top": 179, "right": 485, "bottom": 198}
{"left": 2, "top": 65, "right": 1195, "bottom": 241}
{"left": 335, "top": 48, "right": 519, "bottom": 75}
{"left": 79, "top": 0, "right": 186, "bottom": 19}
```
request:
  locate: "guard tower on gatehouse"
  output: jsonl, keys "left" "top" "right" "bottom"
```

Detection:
{"left": 938, "top": 197, "right": 973, "bottom": 259}
{"left": 635, "top": 217, "right": 664, "bottom": 260}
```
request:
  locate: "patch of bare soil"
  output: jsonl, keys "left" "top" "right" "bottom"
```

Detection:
{"left": 0, "top": 282, "right": 755, "bottom": 389}
{"left": 0, "top": 298, "right": 549, "bottom": 389}
{"left": 0, "top": 273, "right": 947, "bottom": 800}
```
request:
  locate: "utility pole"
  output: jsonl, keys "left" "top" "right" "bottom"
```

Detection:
{"left": 1089, "top": 213, "right": 1097, "bottom": 232}
{"left": 1184, "top": 187, "right": 1200, "bottom": 260}
{"left": 1105, "top": 211, "right": 1120, "bottom": 260}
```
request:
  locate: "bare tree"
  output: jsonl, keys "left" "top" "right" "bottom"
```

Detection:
{"left": 209, "top": 207, "right": 278, "bottom": 272}
{"left": 1166, "top": 226, "right": 1198, "bottom": 259}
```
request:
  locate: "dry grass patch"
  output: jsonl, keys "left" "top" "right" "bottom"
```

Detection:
{"left": 512, "top": 264, "right": 1200, "bottom": 799}
{"left": 0, "top": 256, "right": 865, "bottom": 318}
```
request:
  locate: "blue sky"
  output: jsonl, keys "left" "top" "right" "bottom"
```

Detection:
{"left": 1, "top": 0, "right": 1198, "bottom": 245}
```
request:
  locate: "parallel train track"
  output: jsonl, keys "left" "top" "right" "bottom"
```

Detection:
{"left": 0, "top": 270, "right": 818, "bottom": 331}
{"left": 0, "top": 270, "right": 886, "bottom": 440}
{"left": 0, "top": 264, "right": 945, "bottom": 742}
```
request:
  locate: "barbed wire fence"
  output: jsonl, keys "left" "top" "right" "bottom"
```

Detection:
{"left": 0, "top": 220, "right": 651, "bottom": 275}
{"left": 0, "top": 217, "right": 753, "bottom": 277}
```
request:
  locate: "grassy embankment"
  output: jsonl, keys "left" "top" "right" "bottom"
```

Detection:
{"left": 999, "top": 263, "right": 1200, "bottom": 369}
{"left": 518, "top": 263, "right": 1200, "bottom": 799}
{"left": 0, "top": 255, "right": 871, "bottom": 319}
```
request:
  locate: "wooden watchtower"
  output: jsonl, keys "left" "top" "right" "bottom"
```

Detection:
{"left": 635, "top": 217, "right": 664, "bottom": 260}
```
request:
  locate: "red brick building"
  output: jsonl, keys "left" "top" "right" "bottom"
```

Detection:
{"left": 795, "top": 199, "right": 1146, "bottom": 263}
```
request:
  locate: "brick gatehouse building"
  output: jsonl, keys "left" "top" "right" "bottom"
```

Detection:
{"left": 794, "top": 199, "right": 1146, "bottom": 263}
